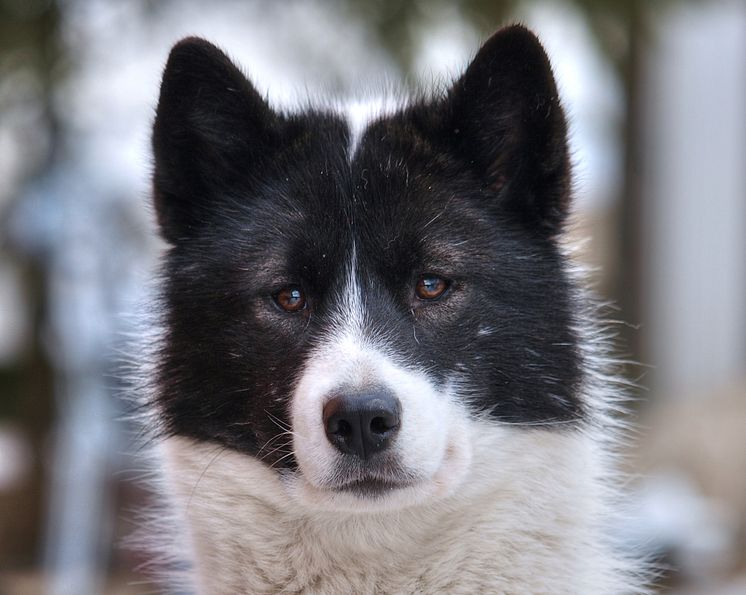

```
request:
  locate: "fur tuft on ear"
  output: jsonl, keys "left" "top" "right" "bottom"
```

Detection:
{"left": 446, "top": 25, "right": 571, "bottom": 234}
{"left": 152, "top": 37, "right": 278, "bottom": 243}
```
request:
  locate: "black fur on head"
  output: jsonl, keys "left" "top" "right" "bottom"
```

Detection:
{"left": 151, "top": 25, "right": 582, "bottom": 467}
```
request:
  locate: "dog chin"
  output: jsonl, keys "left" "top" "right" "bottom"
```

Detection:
{"left": 286, "top": 438, "right": 473, "bottom": 513}
{"left": 287, "top": 473, "right": 457, "bottom": 512}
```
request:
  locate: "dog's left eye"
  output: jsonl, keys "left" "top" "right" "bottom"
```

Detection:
{"left": 415, "top": 274, "right": 450, "bottom": 300}
{"left": 273, "top": 285, "right": 307, "bottom": 313}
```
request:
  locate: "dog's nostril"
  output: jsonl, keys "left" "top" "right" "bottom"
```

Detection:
{"left": 370, "top": 415, "right": 395, "bottom": 435}
{"left": 322, "top": 390, "right": 401, "bottom": 459}
{"left": 333, "top": 419, "right": 352, "bottom": 437}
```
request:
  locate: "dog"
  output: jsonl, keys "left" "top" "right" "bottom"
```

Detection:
{"left": 141, "top": 24, "right": 645, "bottom": 593}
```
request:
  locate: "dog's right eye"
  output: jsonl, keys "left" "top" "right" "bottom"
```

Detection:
{"left": 273, "top": 285, "right": 307, "bottom": 313}
{"left": 415, "top": 274, "right": 450, "bottom": 301}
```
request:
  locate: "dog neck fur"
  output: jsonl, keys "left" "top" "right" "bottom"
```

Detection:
{"left": 159, "top": 423, "right": 633, "bottom": 594}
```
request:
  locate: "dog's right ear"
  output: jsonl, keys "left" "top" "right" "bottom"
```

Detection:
{"left": 436, "top": 26, "right": 571, "bottom": 235}
{"left": 152, "top": 37, "right": 278, "bottom": 244}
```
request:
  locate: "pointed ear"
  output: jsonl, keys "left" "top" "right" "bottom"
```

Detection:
{"left": 152, "top": 37, "right": 278, "bottom": 243}
{"left": 446, "top": 25, "right": 571, "bottom": 234}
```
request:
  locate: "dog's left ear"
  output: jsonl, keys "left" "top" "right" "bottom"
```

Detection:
{"left": 444, "top": 25, "right": 570, "bottom": 234}
{"left": 152, "top": 37, "right": 281, "bottom": 244}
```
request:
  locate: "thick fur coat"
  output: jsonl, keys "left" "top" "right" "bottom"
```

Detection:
{"left": 141, "top": 25, "right": 646, "bottom": 594}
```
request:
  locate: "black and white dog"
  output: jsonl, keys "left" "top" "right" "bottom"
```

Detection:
{"left": 143, "top": 24, "right": 644, "bottom": 593}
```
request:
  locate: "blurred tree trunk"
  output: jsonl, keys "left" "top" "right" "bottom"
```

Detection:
{"left": 617, "top": 0, "right": 647, "bottom": 385}
{"left": 0, "top": 0, "right": 60, "bottom": 569}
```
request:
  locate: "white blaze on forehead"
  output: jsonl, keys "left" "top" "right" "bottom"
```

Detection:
{"left": 344, "top": 97, "right": 403, "bottom": 161}
{"left": 294, "top": 241, "right": 381, "bottom": 400}
{"left": 333, "top": 241, "right": 365, "bottom": 335}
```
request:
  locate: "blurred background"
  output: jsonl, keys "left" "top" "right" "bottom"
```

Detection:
{"left": 0, "top": 0, "right": 744, "bottom": 593}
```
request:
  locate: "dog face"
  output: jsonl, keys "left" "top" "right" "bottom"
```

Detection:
{"left": 151, "top": 26, "right": 583, "bottom": 511}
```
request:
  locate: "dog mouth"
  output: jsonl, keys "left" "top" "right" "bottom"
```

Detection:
{"left": 333, "top": 477, "right": 415, "bottom": 497}
{"left": 318, "top": 454, "right": 420, "bottom": 498}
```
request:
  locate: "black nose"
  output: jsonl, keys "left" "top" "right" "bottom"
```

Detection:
{"left": 323, "top": 390, "right": 401, "bottom": 459}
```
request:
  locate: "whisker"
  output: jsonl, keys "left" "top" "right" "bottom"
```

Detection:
{"left": 186, "top": 445, "right": 227, "bottom": 509}
{"left": 496, "top": 418, "right": 579, "bottom": 427}
{"left": 256, "top": 431, "right": 293, "bottom": 456}
{"left": 258, "top": 440, "right": 294, "bottom": 462}
{"left": 269, "top": 450, "right": 297, "bottom": 469}
{"left": 265, "top": 410, "right": 291, "bottom": 432}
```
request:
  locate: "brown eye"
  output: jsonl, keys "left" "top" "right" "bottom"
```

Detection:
{"left": 273, "top": 285, "right": 307, "bottom": 313}
{"left": 415, "top": 274, "right": 450, "bottom": 301}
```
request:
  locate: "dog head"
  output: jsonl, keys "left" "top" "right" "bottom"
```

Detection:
{"left": 151, "top": 25, "right": 582, "bottom": 512}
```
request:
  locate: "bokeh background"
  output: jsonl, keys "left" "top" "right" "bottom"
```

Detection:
{"left": 0, "top": 0, "right": 744, "bottom": 593}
